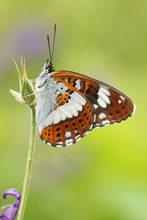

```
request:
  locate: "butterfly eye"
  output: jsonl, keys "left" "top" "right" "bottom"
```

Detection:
{"left": 43, "top": 60, "right": 54, "bottom": 73}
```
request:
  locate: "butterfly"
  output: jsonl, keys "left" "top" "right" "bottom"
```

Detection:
{"left": 35, "top": 25, "right": 135, "bottom": 147}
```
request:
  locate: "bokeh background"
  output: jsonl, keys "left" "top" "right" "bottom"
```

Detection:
{"left": 0, "top": 0, "right": 147, "bottom": 219}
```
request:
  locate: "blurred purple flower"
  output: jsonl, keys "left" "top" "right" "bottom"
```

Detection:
{"left": 0, "top": 188, "right": 21, "bottom": 220}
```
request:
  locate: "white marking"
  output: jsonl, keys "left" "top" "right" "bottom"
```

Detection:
{"left": 45, "top": 91, "right": 86, "bottom": 126}
{"left": 98, "top": 90, "right": 110, "bottom": 104}
{"left": 120, "top": 95, "right": 125, "bottom": 101}
{"left": 93, "top": 104, "right": 98, "bottom": 109}
{"left": 75, "top": 79, "right": 81, "bottom": 90}
{"left": 97, "top": 87, "right": 111, "bottom": 109}
{"left": 45, "top": 104, "right": 70, "bottom": 126}
{"left": 114, "top": 122, "right": 118, "bottom": 124}
{"left": 75, "top": 135, "right": 80, "bottom": 140}
{"left": 74, "top": 101, "right": 83, "bottom": 111}
{"left": 57, "top": 141, "right": 63, "bottom": 145}
{"left": 76, "top": 136, "right": 81, "bottom": 142}
{"left": 64, "top": 78, "right": 68, "bottom": 83}
{"left": 65, "top": 131, "right": 72, "bottom": 138}
{"left": 59, "top": 110, "right": 66, "bottom": 121}
{"left": 98, "top": 97, "right": 107, "bottom": 108}
{"left": 118, "top": 99, "right": 122, "bottom": 104}
{"left": 95, "top": 123, "right": 100, "bottom": 127}
{"left": 84, "top": 131, "right": 89, "bottom": 136}
{"left": 100, "top": 87, "right": 110, "bottom": 96}
{"left": 71, "top": 92, "right": 86, "bottom": 105}
{"left": 68, "top": 100, "right": 78, "bottom": 117}
{"left": 99, "top": 113, "right": 106, "bottom": 120}
{"left": 53, "top": 109, "right": 61, "bottom": 124}
{"left": 66, "top": 142, "right": 72, "bottom": 147}
{"left": 94, "top": 114, "right": 96, "bottom": 122}
{"left": 89, "top": 124, "right": 93, "bottom": 130}
{"left": 56, "top": 144, "right": 64, "bottom": 148}
{"left": 65, "top": 139, "right": 73, "bottom": 145}
{"left": 102, "top": 119, "right": 110, "bottom": 125}
{"left": 132, "top": 103, "right": 136, "bottom": 115}
{"left": 74, "top": 129, "right": 78, "bottom": 134}
{"left": 59, "top": 104, "right": 73, "bottom": 118}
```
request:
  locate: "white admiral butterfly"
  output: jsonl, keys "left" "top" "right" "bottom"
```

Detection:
{"left": 35, "top": 25, "right": 135, "bottom": 147}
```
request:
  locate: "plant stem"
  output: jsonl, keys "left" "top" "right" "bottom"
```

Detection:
{"left": 17, "top": 106, "right": 36, "bottom": 220}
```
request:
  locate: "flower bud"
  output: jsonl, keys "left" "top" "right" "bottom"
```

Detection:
{"left": 10, "top": 58, "right": 35, "bottom": 107}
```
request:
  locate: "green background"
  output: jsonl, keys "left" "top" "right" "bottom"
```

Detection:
{"left": 0, "top": 0, "right": 147, "bottom": 219}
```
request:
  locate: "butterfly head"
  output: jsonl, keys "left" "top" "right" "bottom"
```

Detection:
{"left": 43, "top": 59, "right": 54, "bottom": 73}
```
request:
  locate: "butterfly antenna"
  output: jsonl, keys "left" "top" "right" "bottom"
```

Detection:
{"left": 51, "top": 23, "right": 56, "bottom": 64}
{"left": 47, "top": 34, "right": 52, "bottom": 64}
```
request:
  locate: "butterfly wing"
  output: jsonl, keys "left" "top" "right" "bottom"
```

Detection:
{"left": 40, "top": 85, "right": 95, "bottom": 147}
{"left": 39, "top": 70, "right": 135, "bottom": 147}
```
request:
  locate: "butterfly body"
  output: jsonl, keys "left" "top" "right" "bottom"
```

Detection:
{"left": 35, "top": 61, "right": 135, "bottom": 147}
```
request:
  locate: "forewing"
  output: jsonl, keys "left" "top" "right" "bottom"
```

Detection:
{"left": 52, "top": 70, "right": 135, "bottom": 128}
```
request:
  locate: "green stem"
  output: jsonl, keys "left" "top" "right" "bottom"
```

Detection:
{"left": 17, "top": 106, "right": 36, "bottom": 220}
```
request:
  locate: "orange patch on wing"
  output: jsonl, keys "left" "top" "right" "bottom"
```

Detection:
{"left": 40, "top": 102, "right": 94, "bottom": 146}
